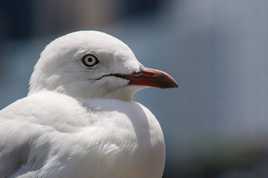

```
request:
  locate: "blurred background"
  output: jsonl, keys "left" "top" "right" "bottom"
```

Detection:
{"left": 1, "top": 0, "right": 268, "bottom": 177}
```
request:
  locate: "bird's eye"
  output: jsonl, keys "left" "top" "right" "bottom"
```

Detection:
{"left": 81, "top": 54, "right": 99, "bottom": 68}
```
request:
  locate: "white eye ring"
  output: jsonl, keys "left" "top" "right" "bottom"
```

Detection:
{"left": 81, "top": 54, "right": 99, "bottom": 68}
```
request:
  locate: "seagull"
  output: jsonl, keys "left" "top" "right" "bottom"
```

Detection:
{"left": 0, "top": 31, "right": 177, "bottom": 178}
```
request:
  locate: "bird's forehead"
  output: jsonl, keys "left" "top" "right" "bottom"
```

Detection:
{"left": 43, "top": 31, "right": 135, "bottom": 60}
{"left": 58, "top": 31, "right": 130, "bottom": 52}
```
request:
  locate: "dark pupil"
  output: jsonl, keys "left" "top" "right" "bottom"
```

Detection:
{"left": 87, "top": 57, "right": 93, "bottom": 63}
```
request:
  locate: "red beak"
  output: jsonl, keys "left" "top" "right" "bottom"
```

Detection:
{"left": 125, "top": 67, "right": 178, "bottom": 88}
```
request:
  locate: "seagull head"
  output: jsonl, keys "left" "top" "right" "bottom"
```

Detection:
{"left": 29, "top": 31, "right": 177, "bottom": 101}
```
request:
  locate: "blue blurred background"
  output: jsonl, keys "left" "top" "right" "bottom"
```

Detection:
{"left": 1, "top": 0, "right": 268, "bottom": 177}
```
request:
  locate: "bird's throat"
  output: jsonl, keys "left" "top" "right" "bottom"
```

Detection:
{"left": 102, "top": 86, "right": 138, "bottom": 101}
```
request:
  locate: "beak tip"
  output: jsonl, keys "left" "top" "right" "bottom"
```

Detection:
{"left": 163, "top": 79, "right": 178, "bottom": 89}
{"left": 159, "top": 72, "right": 178, "bottom": 89}
{"left": 172, "top": 82, "right": 179, "bottom": 88}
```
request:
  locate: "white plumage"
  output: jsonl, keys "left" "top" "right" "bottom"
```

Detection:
{"left": 0, "top": 31, "right": 177, "bottom": 178}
